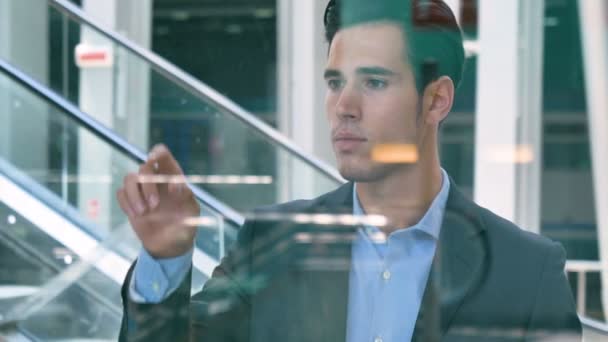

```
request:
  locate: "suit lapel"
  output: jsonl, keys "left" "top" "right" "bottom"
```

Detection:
{"left": 413, "top": 181, "right": 488, "bottom": 340}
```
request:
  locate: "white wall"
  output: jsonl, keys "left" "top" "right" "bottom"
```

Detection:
{"left": 277, "top": 0, "right": 335, "bottom": 201}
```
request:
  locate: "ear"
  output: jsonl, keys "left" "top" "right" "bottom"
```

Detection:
{"left": 421, "top": 76, "right": 455, "bottom": 125}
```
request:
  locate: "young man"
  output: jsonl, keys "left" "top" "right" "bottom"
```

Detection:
{"left": 117, "top": 1, "right": 581, "bottom": 341}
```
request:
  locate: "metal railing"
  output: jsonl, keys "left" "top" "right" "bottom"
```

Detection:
{"left": 49, "top": 0, "right": 345, "bottom": 185}
{"left": 581, "top": 315, "right": 608, "bottom": 335}
{"left": 565, "top": 260, "right": 603, "bottom": 318}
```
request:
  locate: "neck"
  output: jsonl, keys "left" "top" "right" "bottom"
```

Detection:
{"left": 356, "top": 142, "right": 443, "bottom": 235}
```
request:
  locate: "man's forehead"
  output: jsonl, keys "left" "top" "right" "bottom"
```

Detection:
{"left": 327, "top": 22, "right": 409, "bottom": 68}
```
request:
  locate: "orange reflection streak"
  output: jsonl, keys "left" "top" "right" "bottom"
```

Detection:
{"left": 371, "top": 144, "right": 419, "bottom": 164}
{"left": 483, "top": 144, "right": 534, "bottom": 164}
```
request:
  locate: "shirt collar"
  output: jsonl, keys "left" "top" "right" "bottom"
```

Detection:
{"left": 352, "top": 168, "right": 451, "bottom": 240}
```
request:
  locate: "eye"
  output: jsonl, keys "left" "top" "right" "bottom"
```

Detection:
{"left": 327, "top": 79, "right": 345, "bottom": 91}
{"left": 364, "top": 78, "right": 388, "bottom": 90}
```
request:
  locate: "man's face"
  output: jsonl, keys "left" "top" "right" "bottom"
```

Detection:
{"left": 324, "top": 22, "right": 421, "bottom": 182}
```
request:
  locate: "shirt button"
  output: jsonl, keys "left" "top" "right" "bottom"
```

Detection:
{"left": 374, "top": 337, "right": 383, "bottom": 342}
{"left": 382, "top": 270, "right": 391, "bottom": 280}
{"left": 152, "top": 282, "right": 160, "bottom": 293}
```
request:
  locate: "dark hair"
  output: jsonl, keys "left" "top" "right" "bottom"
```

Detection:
{"left": 324, "top": 0, "right": 465, "bottom": 93}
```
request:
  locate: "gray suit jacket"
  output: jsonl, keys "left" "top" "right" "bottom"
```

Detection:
{"left": 120, "top": 180, "right": 581, "bottom": 341}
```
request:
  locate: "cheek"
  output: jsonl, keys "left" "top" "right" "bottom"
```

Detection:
{"left": 325, "top": 92, "right": 338, "bottom": 120}
{"left": 363, "top": 94, "right": 417, "bottom": 139}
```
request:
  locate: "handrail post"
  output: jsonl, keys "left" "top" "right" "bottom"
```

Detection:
{"left": 577, "top": 271, "right": 587, "bottom": 315}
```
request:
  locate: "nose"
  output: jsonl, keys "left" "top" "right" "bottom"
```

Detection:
{"left": 335, "top": 84, "right": 362, "bottom": 121}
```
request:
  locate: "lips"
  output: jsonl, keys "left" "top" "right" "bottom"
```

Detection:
{"left": 333, "top": 132, "right": 367, "bottom": 152}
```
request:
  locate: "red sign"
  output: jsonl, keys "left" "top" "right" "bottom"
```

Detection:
{"left": 75, "top": 44, "right": 114, "bottom": 68}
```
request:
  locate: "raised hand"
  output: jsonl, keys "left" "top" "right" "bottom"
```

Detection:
{"left": 117, "top": 144, "right": 200, "bottom": 258}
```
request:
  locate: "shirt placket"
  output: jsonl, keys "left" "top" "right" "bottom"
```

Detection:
{"left": 371, "top": 235, "right": 393, "bottom": 342}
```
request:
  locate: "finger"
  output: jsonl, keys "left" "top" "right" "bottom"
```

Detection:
{"left": 138, "top": 163, "right": 160, "bottom": 209}
{"left": 168, "top": 175, "right": 188, "bottom": 195}
{"left": 124, "top": 173, "right": 147, "bottom": 215}
{"left": 148, "top": 144, "right": 184, "bottom": 176}
{"left": 116, "top": 188, "right": 135, "bottom": 218}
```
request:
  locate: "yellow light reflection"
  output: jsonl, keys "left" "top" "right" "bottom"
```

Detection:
{"left": 371, "top": 144, "right": 419, "bottom": 164}
{"left": 138, "top": 175, "right": 273, "bottom": 185}
{"left": 484, "top": 144, "right": 534, "bottom": 164}
{"left": 182, "top": 216, "right": 219, "bottom": 227}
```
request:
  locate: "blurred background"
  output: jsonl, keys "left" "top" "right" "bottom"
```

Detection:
{"left": 0, "top": 0, "right": 606, "bottom": 340}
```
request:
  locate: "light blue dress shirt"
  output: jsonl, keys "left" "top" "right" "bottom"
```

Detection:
{"left": 346, "top": 170, "right": 450, "bottom": 342}
{"left": 129, "top": 246, "right": 192, "bottom": 303}
{"left": 130, "top": 170, "right": 450, "bottom": 342}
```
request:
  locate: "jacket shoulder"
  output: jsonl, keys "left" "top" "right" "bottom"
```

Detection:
{"left": 477, "top": 205, "right": 563, "bottom": 256}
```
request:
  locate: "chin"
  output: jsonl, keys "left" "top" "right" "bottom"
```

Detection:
{"left": 337, "top": 162, "right": 388, "bottom": 183}
{"left": 337, "top": 155, "right": 412, "bottom": 183}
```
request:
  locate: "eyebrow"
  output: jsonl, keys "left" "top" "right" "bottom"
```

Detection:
{"left": 323, "top": 66, "right": 397, "bottom": 79}
{"left": 357, "top": 67, "right": 397, "bottom": 76}
{"left": 324, "top": 69, "right": 342, "bottom": 79}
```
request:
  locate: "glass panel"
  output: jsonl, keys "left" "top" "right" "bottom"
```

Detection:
{"left": 17, "top": 268, "right": 122, "bottom": 341}
{"left": 0, "top": 0, "right": 341, "bottom": 215}
{"left": 0, "top": 65, "right": 228, "bottom": 256}
{"left": 0, "top": 61, "right": 224, "bottom": 337}
{"left": 1, "top": 0, "right": 607, "bottom": 340}
{"left": 0, "top": 186, "right": 123, "bottom": 340}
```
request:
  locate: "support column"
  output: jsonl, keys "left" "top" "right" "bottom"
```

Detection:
{"left": 578, "top": 0, "right": 608, "bottom": 320}
{"left": 474, "top": 0, "right": 544, "bottom": 233}
{"left": 78, "top": 0, "right": 152, "bottom": 231}
{"left": 0, "top": 0, "right": 10, "bottom": 160}
{"left": 0, "top": 0, "right": 49, "bottom": 179}
{"left": 78, "top": 0, "right": 118, "bottom": 231}
{"left": 277, "top": 0, "right": 334, "bottom": 202}
{"left": 114, "top": 0, "right": 152, "bottom": 150}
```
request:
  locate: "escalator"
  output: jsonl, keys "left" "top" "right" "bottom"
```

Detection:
{"left": 0, "top": 57, "right": 237, "bottom": 341}
{"left": 0, "top": 157, "right": 127, "bottom": 341}
{"left": 0, "top": 0, "right": 345, "bottom": 215}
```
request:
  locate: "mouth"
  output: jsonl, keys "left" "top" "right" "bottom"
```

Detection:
{"left": 333, "top": 133, "right": 367, "bottom": 152}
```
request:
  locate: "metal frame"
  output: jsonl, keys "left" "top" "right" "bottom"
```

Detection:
{"left": 0, "top": 57, "right": 245, "bottom": 228}
{"left": 566, "top": 260, "right": 602, "bottom": 317}
{"left": 49, "top": 0, "right": 345, "bottom": 185}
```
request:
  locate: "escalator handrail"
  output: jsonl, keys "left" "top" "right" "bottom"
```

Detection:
{"left": 0, "top": 157, "right": 106, "bottom": 242}
{"left": 0, "top": 57, "right": 245, "bottom": 228}
{"left": 49, "top": 0, "right": 345, "bottom": 185}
